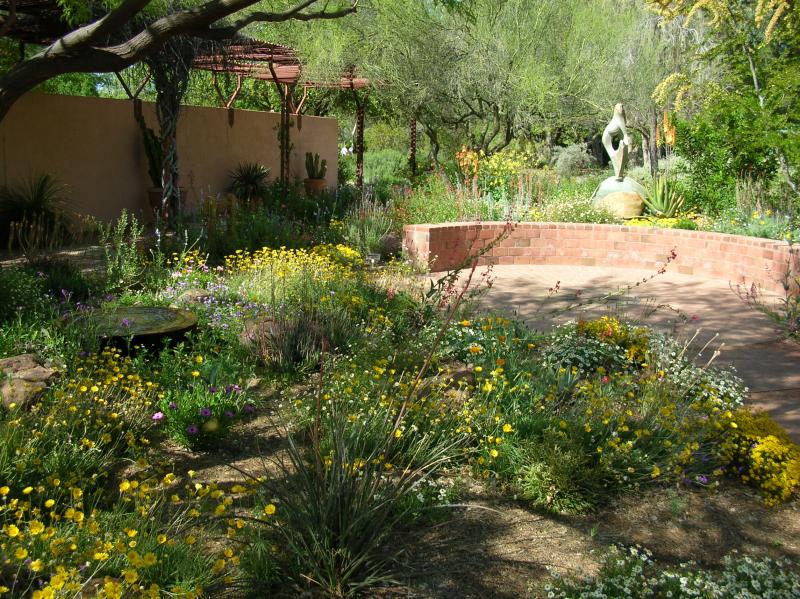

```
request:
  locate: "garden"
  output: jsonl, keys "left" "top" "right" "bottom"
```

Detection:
{"left": 1, "top": 0, "right": 800, "bottom": 598}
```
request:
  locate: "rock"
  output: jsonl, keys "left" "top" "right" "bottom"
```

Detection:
{"left": 596, "top": 191, "right": 644, "bottom": 219}
{"left": 239, "top": 317, "right": 277, "bottom": 348}
{"left": 416, "top": 363, "right": 476, "bottom": 401}
{"left": 593, "top": 175, "right": 648, "bottom": 201}
{"left": 174, "top": 288, "right": 210, "bottom": 305}
{"left": 379, "top": 233, "right": 403, "bottom": 258}
{"left": 0, "top": 354, "right": 58, "bottom": 410}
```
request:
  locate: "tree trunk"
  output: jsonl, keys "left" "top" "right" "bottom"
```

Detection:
{"left": 425, "top": 123, "right": 440, "bottom": 166}
{"left": 409, "top": 117, "right": 417, "bottom": 177}
{"left": 355, "top": 103, "right": 365, "bottom": 190}
{"left": 647, "top": 108, "right": 659, "bottom": 177}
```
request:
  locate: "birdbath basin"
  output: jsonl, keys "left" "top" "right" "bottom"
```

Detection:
{"left": 86, "top": 306, "right": 197, "bottom": 346}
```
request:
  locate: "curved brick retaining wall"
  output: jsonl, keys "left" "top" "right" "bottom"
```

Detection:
{"left": 403, "top": 222, "right": 799, "bottom": 294}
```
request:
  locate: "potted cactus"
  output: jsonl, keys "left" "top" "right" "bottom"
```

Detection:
{"left": 304, "top": 152, "right": 328, "bottom": 196}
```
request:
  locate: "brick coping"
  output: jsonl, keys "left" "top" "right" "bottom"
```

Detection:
{"left": 403, "top": 222, "right": 799, "bottom": 294}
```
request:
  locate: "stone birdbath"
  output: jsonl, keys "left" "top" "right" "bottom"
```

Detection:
{"left": 86, "top": 306, "right": 198, "bottom": 347}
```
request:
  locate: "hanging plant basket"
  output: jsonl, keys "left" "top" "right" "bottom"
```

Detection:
{"left": 85, "top": 306, "right": 197, "bottom": 346}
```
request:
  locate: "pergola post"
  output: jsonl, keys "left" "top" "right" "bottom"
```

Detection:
{"left": 279, "top": 83, "right": 292, "bottom": 185}
{"left": 192, "top": 39, "right": 370, "bottom": 190}
{"left": 352, "top": 90, "right": 365, "bottom": 191}
{"left": 409, "top": 117, "right": 418, "bottom": 177}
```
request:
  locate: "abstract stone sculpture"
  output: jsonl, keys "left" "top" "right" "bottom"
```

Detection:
{"left": 602, "top": 103, "right": 631, "bottom": 181}
{"left": 593, "top": 103, "right": 645, "bottom": 217}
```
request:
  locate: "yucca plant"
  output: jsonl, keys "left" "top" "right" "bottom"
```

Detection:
{"left": 227, "top": 162, "right": 270, "bottom": 204}
{"left": 305, "top": 152, "right": 328, "bottom": 180}
{"left": 0, "top": 174, "right": 72, "bottom": 248}
{"left": 644, "top": 175, "right": 685, "bottom": 218}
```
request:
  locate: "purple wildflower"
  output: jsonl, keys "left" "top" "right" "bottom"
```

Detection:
{"left": 121, "top": 318, "right": 131, "bottom": 328}
{"left": 168, "top": 401, "right": 178, "bottom": 410}
{"left": 696, "top": 474, "right": 709, "bottom": 485}
{"left": 200, "top": 407, "right": 212, "bottom": 418}
{"left": 151, "top": 411, "right": 164, "bottom": 421}
{"left": 224, "top": 411, "right": 235, "bottom": 419}
{"left": 243, "top": 403, "right": 255, "bottom": 414}
{"left": 186, "top": 424, "right": 199, "bottom": 435}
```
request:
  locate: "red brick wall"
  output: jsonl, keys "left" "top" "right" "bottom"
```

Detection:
{"left": 403, "top": 222, "right": 800, "bottom": 293}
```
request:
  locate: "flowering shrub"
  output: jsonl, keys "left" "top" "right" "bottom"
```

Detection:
{"left": 627, "top": 215, "right": 700, "bottom": 230}
{"left": 547, "top": 546, "right": 800, "bottom": 598}
{"left": 543, "top": 317, "right": 651, "bottom": 374}
{"left": 718, "top": 410, "right": 800, "bottom": 506}
{"left": 0, "top": 349, "right": 238, "bottom": 597}
{"left": 158, "top": 383, "right": 253, "bottom": 450}
{"left": 528, "top": 195, "right": 619, "bottom": 224}
{"left": 709, "top": 209, "right": 800, "bottom": 241}
{"left": 442, "top": 316, "right": 747, "bottom": 511}
{"left": 478, "top": 148, "right": 534, "bottom": 196}
{"left": 456, "top": 147, "right": 534, "bottom": 196}
{"left": 311, "top": 243, "right": 363, "bottom": 268}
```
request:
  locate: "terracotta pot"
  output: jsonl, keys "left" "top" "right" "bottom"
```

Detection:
{"left": 147, "top": 187, "right": 186, "bottom": 221}
{"left": 147, "top": 187, "right": 164, "bottom": 214}
{"left": 304, "top": 178, "right": 327, "bottom": 196}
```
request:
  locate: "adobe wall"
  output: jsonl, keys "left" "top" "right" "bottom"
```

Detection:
{"left": 0, "top": 93, "right": 338, "bottom": 222}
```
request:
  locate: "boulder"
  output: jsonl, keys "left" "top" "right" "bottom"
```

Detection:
{"left": 379, "top": 233, "right": 403, "bottom": 258}
{"left": 596, "top": 191, "right": 644, "bottom": 219}
{"left": 416, "top": 363, "right": 476, "bottom": 402}
{"left": 239, "top": 317, "right": 277, "bottom": 348}
{"left": 593, "top": 175, "right": 648, "bottom": 201}
{"left": 0, "top": 354, "right": 59, "bottom": 410}
{"left": 174, "top": 288, "right": 210, "bottom": 305}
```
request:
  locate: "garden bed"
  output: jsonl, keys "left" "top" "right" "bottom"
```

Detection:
{"left": 1, "top": 221, "right": 798, "bottom": 598}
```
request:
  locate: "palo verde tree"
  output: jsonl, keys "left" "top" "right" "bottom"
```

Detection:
{"left": 0, "top": 0, "right": 359, "bottom": 124}
{"left": 651, "top": 0, "right": 800, "bottom": 193}
{"left": 281, "top": 0, "right": 696, "bottom": 163}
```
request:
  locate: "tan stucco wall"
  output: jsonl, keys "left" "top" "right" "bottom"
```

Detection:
{"left": 0, "top": 93, "right": 338, "bottom": 222}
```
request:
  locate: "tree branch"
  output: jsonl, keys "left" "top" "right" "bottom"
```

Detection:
{"left": 0, "top": 0, "right": 358, "bottom": 122}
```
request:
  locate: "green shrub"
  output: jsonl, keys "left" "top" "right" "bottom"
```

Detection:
{"left": 340, "top": 196, "right": 394, "bottom": 256}
{"left": 707, "top": 208, "right": 800, "bottom": 241}
{"left": 0, "top": 266, "right": 52, "bottom": 323}
{"left": 364, "top": 148, "right": 409, "bottom": 186}
{"left": 551, "top": 143, "right": 597, "bottom": 176}
{"left": 251, "top": 386, "right": 462, "bottom": 596}
{"left": 98, "top": 209, "right": 147, "bottom": 293}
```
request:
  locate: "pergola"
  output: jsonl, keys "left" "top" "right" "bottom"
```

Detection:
{"left": 192, "top": 38, "right": 370, "bottom": 187}
{"left": 1, "top": 1, "right": 376, "bottom": 188}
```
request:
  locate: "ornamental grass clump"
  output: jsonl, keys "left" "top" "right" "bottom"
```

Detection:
{"left": 718, "top": 409, "right": 800, "bottom": 506}
{"left": 251, "top": 382, "right": 464, "bottom": 596}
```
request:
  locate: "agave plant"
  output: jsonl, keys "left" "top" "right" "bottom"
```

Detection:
{"left": 644, "top": 175, "right": 685, "bottom": 218}
{"left": 227, "top": 162, "right": 270, "bottom": 203}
